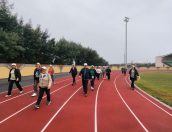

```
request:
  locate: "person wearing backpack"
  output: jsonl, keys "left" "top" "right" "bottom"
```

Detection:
{"left": 34, "top": 66, "right": 52, "bottom": 109}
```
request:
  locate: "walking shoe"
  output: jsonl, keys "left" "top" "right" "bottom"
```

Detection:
{"left": 84, "top": 93, "right": 87, "bottom": 97}
{"left": 91, "top": 87, "right": 94, "bottom": 91}
{"left": 47, "top": 101, "right": 51, "bottom": 105}
{"left": 5, "top": 95, "right": 11, "bottom": 97}
{"left": 34, "top": 104, "right": 40, "bottom": 109}
{"left": 19, "top": 90, "right": 23, "bottom": 94}
{"left": 31, "top": 93, "right": 37, "bottom": 97}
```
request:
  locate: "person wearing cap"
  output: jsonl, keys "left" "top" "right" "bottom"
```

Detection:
{"left": 69, "top": 64, "right": 78, "bottom": 86}
{"left": 89, "top": 65, "right": 96, "bottom": 91}
{"left": 35, "top": 66, "right": 52, "bottom": 109}
{"left": 48, "top": 65, "right": 55, "bottom": 84}
{"left": 31, "top": 62, "right": 41, "bottom": 97}
{"left": 5, "top": 63, "right": 23, "bottom": 97}
{"left": 79, "top": 63, "right": 90, "bottom": 97}
{"left": 129, "top": 64, "right": 140, "bottom": 90}
{"left": 106, "top": 66, "right": 111, "bottom": 80}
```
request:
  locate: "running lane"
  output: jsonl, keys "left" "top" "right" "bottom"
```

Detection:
{"left": 0, "top": 80, "right": 82, "bottom": 131}
{"left": 97, "top": 71, "right": 144, "bottom": 132}
{"left": 0, "top": 77, "right": 79, "bottom": 123}
{"left": 41, "top": 79, "right": 103, "bottom": 132}
{"left": 115, "top": 75, "right": 172, "bottom": 132}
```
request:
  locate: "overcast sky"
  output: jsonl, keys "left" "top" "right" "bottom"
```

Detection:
{"left": 9, "top": 0, "right": 172, "bottom": 64}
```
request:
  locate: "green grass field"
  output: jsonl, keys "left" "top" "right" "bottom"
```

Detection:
{"left": 136, "top": 72, "right": 172, "bottom": 107}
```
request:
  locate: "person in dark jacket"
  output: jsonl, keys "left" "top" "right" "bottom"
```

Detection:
{"left": 79, "top": 63, "right": 90, "bottom": 97}
{"left": 69, "top": 64, "right": 78, "bottom": 86}
{"left": 106, "top": 66, "right": 111, "bottom": 80}
{"left": 5, "top": 63, "right": 23, "bottom": 97}
{"left": 31, "top": 62, "right": 41, "bottom": 97}
{"left": 129, "top": 64, "right": 139, "bottom": 90}
{"left": 89, "top": 65, "right": 96, "bottom": 91}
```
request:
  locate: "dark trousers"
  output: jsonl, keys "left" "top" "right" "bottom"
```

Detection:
{"left": 82, "top": 79, "right": 88, "bottom": 94}
{"left": 97, "top": 74, "right": 100, "bottom": 80}
{"left": 130, "top": 78, "right": 135, "bottom": 89}
{"left": 33, "top": 80, "right": 39, "bottom": 93}
{"left": 106, "top": 73, "right": 110, "bottom": 80}
{"left": 72, "top": 75, "right": 76, "bottom": 84}
{"left": 8, "top": 80, "right": 23, "bottom": 95}
{"left": 90, "top": 79, "right": 95, "bottom": 87}
{"left": 51, "top": 75, "right": 54, "bottom": 82}
{"left": 36, "top": 87, "right": 51, "bottom": 105}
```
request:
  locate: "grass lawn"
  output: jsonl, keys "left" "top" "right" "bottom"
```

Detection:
{"left": 136, "top": 72, "right": 172, "bottom": 107}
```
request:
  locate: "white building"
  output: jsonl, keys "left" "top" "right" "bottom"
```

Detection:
{"left": 155, "top": 54, "right": 172, "bottom": 67}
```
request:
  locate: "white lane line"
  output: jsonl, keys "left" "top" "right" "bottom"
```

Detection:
{"left": 0, "top": 91, "right": 32, "bottom": 105}
{"left": 0, "top": 80, "right": 80, "bottom": 124}
{"left": 126, "top": 76, "right": 172, "bottom": 110}
{"left": 41, "top": 87, "right": 82, "bottom": 132}
{"left": 0, "top": 76, "right": 71, "bottom": 95}
{"left": 94, "top": 80, "right": 104, "bottom": 132}
{"left": 0, "top": 78, "right": 72, "bottom": 104}
{"left": 0, "top": 85, "right": 32, "bottom": 95}
{"left": 125, "top": 78, "right": 172, "bottom": 116}
{"left": 114, "top": 77, "right": 149, "bottom": 132}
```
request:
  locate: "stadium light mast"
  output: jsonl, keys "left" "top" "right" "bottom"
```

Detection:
{"left": 124, "top": 17, "right": 129, "bottom": 68}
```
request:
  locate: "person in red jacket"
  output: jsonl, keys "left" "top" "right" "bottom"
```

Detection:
{"left": 48, "top": 65, "right": 55, "bottom": 84}
{"left": 5, "top": 63, "right": 23, "bottom": 97}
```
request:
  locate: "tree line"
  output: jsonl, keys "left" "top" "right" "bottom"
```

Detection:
{"left": 0, "top": 0, "right": 108, "bottom": 65}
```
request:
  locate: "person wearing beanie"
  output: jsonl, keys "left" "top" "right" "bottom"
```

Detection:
{"left": 35, "top": 66, "right": 52, "bottom": 109}
{"left": 69, "top": 64, "right": 78, "bottom": 86}
{"left": 5, "top": 63, "right": 23, "bottom": 97}
{"left": 79, "top": 63, "right": 90, "bottom": 97}
{"left": 31, "top": 62, "right": 41, "bottom": 97}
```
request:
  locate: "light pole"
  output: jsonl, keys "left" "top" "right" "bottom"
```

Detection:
{"left": 124, "top": 17, "right": 129, "bottom": 68}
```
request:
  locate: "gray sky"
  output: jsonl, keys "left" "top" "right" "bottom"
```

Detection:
{"left": 9, "top": 0, "right": 172, "bottom": 64}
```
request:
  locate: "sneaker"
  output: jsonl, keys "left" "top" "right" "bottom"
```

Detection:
{"left": 5, "top": 95, "right": 11, "bottom": 97}
{"left": 19, "top": 90, "right": 23, "bottom": 94}
{"left": 84, "top": 93, "right": 87, "bottom": 97}
{"left": 47, "top": 101, "right": 51, "bottom": 105}
{"left": 31, "top": 93, "right": 37, "bottom": 97}
{"left": 91, "top": 87, "right": 94, "bottom": 91}
{"left": 34, "top": 104, "right": 40, "bottom": 109}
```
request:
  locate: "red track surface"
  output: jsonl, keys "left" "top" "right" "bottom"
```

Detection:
{"left": 0, "top": 71, "right": 172, "bottom": 132}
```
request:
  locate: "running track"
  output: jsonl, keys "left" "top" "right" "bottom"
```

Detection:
{"left": 0, "top": 71, "right": 172, "bottom": 132}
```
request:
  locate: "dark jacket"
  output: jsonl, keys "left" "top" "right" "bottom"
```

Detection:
{"left": 79, "top": 68, "right": 90, "bottom": 80}
{"left": 34, "top": 68, "right": 41, "bottom": 81}
{"left": 89, "top": 69, "right": 96, "bottom": 79}
{"left": 69, "top": 67, "right": 77, "bottom": 76}
{"left": 8, "top": 68, "right": 21, "bottom": 82}
{"left": 129, "top": 68, "right": 139, "bottom": 80}
{"left": 106, "top": 68, "right": 111, "bottom": 75}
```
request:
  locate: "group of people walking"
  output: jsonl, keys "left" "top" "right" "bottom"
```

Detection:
{"left": 5, "top": 62, "right": 139, "bottom": 109}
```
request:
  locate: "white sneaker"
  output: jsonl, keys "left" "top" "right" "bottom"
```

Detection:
{"left": 5, "top": 95, "right": 11, "bottom": 97}
{"left": 19, "top": 91, "right": 23, "bottom": 94}
{"left": 31, "top": 93, "right": 37, "bottom": 97}
{"left": 91, "top": 87, "right": 94, "bottom": 91}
